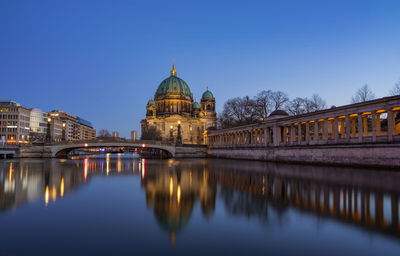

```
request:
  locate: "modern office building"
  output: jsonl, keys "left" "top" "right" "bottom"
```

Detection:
{"left": 0, "top": 101, "right": 31, "bottom": 144}
{"left": 131, "top": 130, "right": 137, "bottom": 142}
{"left": 29, "top": 108, "right": 48, "bottom": 142}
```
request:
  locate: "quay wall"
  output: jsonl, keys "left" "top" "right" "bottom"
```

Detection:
{"left": 208, "top": 144, "right": 400, "bottom": 168}
{"left": 175, "top": 145, "right": 207, "bottom": 158}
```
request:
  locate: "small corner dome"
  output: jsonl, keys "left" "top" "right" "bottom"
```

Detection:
{"left": 269, "top": 110, "right": 289, "bottom": 117}
{"left": 193, "top": 101, "right": 200, "bottom": 109}
{"left": 201, "top": 89, "right": 214, "bottom": 100}
{"left": 147, "top": 99, "right": 155, "bottom": 106}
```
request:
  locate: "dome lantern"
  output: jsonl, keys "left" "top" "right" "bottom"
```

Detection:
{"left": 201, "top": 86, "right": 214, "bottom": 100}
{"left": 171, "top": 62, "right": 177, "bottom": 77}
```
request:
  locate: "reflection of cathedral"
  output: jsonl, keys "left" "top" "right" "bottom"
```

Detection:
{"left": 141, "top": 64, "right": 217, "bottom": 144}
{"left": 141, "top": 160, "right": 216, "bottom": 244}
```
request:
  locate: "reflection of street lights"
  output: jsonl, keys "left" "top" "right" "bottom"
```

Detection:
{"left": 45, "top": 118, "right": 52, "bottom": 143}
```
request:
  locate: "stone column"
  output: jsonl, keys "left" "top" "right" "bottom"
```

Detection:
{"left": 334, "top": 118, "right": 339, "bottom": 143}
{"left": 273, "top": 125, "right": 279, "bottom": 146}
{"left": 362, "top": 115, "right": 368, "bottom": 136}
{"left": 358, "top": 114, "right": 363, "bottom": 143}
{"left": 345, "top": 115, "right": 351, "bottom": 142}
{"left": 323, "top": 120, "right": 329, "bottom": 142}
{"left": 375, "top": 113, "right": 381, "bottom": 137}
{"left": 264, "top": 127, "right": 268, "bottom": 146}
{"left": 351, "top": 116, "right": 356, "bottom": 138}
{"left": 314, "top": 121, "right": 319, "bottom": 142}
{"left": 298, "top": 123, "right": 302, "bottom": 144}
{"left": 283, "top": 126, "right": 287, "bottom": 145}
{"left": 340, "top": 118, "right": 345, "bottom": 139}
{"left": 388, "top": 110, "right": 394, "bottom": 142}
{"left": 372, "top": 111, "right": 377, "bottom": 142}
{"left": 291, "top": 125, "right": 296, "bottom": 144}
{"left": 305, "top": 122, "right": 310, "bottom": 143}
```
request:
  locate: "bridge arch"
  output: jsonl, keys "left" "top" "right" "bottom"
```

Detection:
{"left": 48, "top": 142, "right": 176, "bottom": 158}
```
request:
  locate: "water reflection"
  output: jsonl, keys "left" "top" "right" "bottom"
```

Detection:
{"left": 1, "top": 155, "right": 400, "bottom": 243}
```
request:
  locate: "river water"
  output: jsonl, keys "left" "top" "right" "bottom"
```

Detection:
{"left": 0, "top": 154, "right": 400, "bottom": 255}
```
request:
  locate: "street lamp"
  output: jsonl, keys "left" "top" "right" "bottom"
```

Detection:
{"left": 45, "top": 118, "right": 52, "bottom": 143}
{"left": 176, "top": 121, "right": 182, "bottom": 145}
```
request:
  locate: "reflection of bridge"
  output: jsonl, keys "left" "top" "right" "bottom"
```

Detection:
{"left": 18, "top": 140, "right": 207, "bottom": 158}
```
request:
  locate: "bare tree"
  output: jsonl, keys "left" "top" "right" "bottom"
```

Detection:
{"left": 287, "top": 97, "right": 306, "bottom": 115}
{"left": 390, "top": 80, "right": 400, "bottom": 96}
{"left": 218, "top": 96, "right": 259, "bottom": 128}
{"left": 254, "top": 90, "right": 273, "bottom": 120}
{"left": 270, "top": 91, "right": 289, "bottom": 110}
{"left": 351, "top": 84, "right": 376, "bottom": 103}
{"left": 307, "top": 94, "right": 327, "bottom": 112}
{"left": 97, "top": 129, "right": 111, "bottom": 137}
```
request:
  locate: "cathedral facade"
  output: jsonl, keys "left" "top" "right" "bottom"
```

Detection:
{"left": 141, "top": 64, "right": 217, "bottom": 144}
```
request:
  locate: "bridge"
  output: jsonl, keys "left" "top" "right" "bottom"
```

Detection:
{"left": 207, "top": 95, "right": 400, "bottom": 167}
{"left": 18, "top": 140, "right": 207, "bottom": 158}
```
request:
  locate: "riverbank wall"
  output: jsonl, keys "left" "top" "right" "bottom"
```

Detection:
{"left": 208, "top": 144, "right": 400, "bottom": 168}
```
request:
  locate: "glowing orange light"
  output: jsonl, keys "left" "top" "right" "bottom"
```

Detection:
{"left": 84, "top": 143, "right": 88, "bottom": 147}
{"left": 169, "top": 177, "right": 173, "bottom": 197}
{"left": 9, "top": 162, "right": 13, "bottom": 183}
{"left": 141, "top": 158, "right": 145, "bottom": 179}
{"left": 106, "top": 153, "right": 110, "bottom": 176}
{"left": 84, "top": 158, "right": 88, "bottom": 180}
{"left": 52, "top": 187, "right": 57, "bottom": 202}
{"left": 45, "top": 186, "right": 49, "bottom": 206}
{"left": 60, "top": 178, "right": 64, "bottom": 198}
{"left": 177, "top": 185, "right": 181, "bottom": 204}
{"left": 142, "top": 144, "right": 146, "bottom": 148}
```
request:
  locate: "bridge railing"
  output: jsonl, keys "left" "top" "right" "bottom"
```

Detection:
{"left": 41, "top": 139, "right": 175, "bottom": 147}
{"left": 208, "top": 95, "right": 400, "bottom": 148}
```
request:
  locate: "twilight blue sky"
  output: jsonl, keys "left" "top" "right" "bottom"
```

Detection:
{"left": 1, "top": 0, "right": 399, "bottom": 137}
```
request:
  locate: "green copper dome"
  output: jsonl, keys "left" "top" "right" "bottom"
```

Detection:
{"left": 155, "top": 75, "right": 193, "bottom": 99}
{"left": 193, "top": 101, "right": 200, "bottom": 109}
{"left": 201, "top": 89, "right": 214, "bottom": 100}
{"left": 147, "top": 99, "right": 155, "bottom": 105}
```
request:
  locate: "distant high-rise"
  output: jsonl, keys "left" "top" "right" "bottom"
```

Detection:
{"left": 112, "top": 131, "right": 119, "bottom": 138}
{"left": 131, "top": 130, "right": 137, "bottom": 142}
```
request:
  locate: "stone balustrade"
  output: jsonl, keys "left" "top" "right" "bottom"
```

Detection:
{"left": 208, "top": 95, "right": 400, "bottom": 148}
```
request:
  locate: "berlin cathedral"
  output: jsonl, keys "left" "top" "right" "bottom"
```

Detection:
{"left": 141, "top": 64, "right": 217, "bottom": 144}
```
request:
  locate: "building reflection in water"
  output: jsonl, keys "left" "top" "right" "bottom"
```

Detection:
{"left": 141, "top": 159, "right": 216, "bottom": 245}
{"left": 1, "top": 156, "right": 400, "bottom": 244}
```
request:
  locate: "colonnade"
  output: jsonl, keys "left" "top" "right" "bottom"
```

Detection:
{"left": 208, "top": 98, "right": 400, "bottom": 147}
